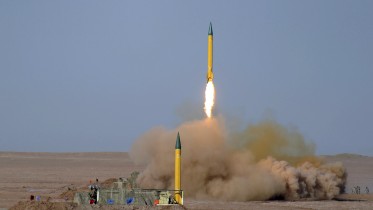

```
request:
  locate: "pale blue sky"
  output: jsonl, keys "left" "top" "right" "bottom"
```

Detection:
{"left": 1, "top": 1, "right": 372, "bottom": 155}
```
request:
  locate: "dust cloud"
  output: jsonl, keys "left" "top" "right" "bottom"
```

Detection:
{"left": 130, "top": 117, "right": 346, "bottom": 201}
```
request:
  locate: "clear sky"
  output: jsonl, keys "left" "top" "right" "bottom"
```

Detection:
{"left": 1, "top": 1, "right": 372, "bottom": 155}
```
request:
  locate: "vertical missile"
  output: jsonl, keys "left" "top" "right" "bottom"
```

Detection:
{"left": 174, "top": 132, "right": 182, "bottom": 204}
{"left": 206, "top": 22, "right": 214, "bottom": 83}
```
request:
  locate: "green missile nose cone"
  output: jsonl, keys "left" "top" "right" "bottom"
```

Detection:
{"left": 208, "top": 22, "right": 213, "bottom": 35}
{"left": 175, "top": 132, "right": 181, "bottom": 149}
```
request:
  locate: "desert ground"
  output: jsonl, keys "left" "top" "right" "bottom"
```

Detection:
{"left": 1, "top": 152, "right": 372, "bottom": 210}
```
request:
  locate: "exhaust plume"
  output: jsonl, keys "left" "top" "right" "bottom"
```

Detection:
{"left": 130, "top": 117, "right": 346, "bottom": 201}
{"left": 204, "top": 81, "right": 215, "bottom": 118}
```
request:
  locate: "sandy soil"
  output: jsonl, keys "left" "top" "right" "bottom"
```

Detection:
{"left": 0, "top": 152, "right": 143, "bottom": 209}
{"left": 1, "top": 152, "right": 372, "bottom": 210}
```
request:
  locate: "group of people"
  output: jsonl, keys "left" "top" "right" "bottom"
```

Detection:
{"left": 88, "top": 178, "right": 99, "bottom": 204}
{"left": 351, "top": 186, "right": 369, "bottom": 194}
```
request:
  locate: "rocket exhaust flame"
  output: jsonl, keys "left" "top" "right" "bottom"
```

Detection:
{"left": 204, "top": 81, "right": 215, "bottom": 118}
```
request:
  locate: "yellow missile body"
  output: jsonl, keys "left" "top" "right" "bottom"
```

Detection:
{"left": 207, "top": 23, "right": 214, "bottom": 83}
{"left": 175, "top": 132, "right": 182, "bottom": 204}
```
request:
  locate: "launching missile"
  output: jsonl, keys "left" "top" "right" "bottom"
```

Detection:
{"left": 206, "top": 22, "right": 214, "bottom": 83}
{"left": 174, "top": 132, "right": 182, "bottom": 204}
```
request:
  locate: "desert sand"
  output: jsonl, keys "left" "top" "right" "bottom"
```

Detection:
{"left": 1, "top": 152, "right": 372, "bottom": 210}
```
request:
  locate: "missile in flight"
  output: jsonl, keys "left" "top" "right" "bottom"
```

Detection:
{"left": 206, "top": 22, "right": 214, "bottom": 83}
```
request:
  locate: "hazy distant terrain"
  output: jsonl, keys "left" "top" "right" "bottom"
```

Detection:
{"left": 323, "top": 153, "right": 373, "bottom": 193}
{"left": 1, "top": 152, "right": 372, "bottom": 209}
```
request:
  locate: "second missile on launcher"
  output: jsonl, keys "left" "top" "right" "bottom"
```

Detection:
{"left": 174, "top": 132, "right": 182, "bottom": 204}
{"left": 206, "top": 22, "right": 214, "bottom": 83}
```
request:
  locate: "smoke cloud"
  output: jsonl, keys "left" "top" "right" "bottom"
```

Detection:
{"left": 130, "top": 117, "right": 346, "bottom": 201}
